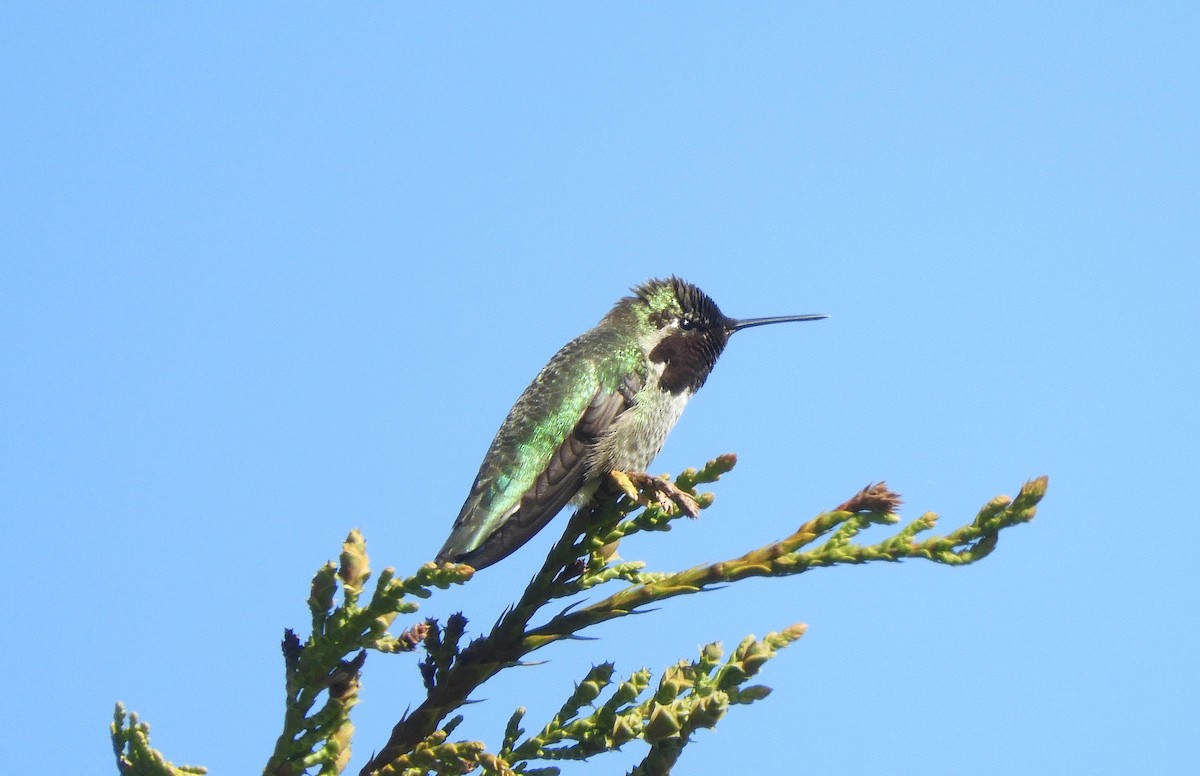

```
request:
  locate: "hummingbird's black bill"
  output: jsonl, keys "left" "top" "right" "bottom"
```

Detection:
{"left": 728, "top": 314, "right": 829, "bottom": 331}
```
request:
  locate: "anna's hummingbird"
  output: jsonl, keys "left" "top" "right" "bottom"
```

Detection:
{"left": 436, "top": 276, "right": 826, "bottom": 570}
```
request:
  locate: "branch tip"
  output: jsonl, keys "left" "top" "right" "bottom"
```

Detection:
{"left": 835, "top": 482, "right": 903, "bottom": 514}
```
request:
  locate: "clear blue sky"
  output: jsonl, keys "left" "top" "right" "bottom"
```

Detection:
{"left": 3, "top": 4, "right": 1197, "bottom": 774}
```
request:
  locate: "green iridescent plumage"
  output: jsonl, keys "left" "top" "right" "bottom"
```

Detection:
{"left": 439, "top": 325, "right": 644, "bottom": 567}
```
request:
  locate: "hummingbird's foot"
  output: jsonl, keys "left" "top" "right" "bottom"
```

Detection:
{"left": 608, "top": 470, "right": 701, "bottom": 518}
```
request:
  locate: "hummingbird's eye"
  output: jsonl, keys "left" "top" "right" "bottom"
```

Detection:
{"left": 679, "top": 317, "right": 695, "bottom": 331}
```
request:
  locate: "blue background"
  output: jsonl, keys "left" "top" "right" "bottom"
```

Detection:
{"left": 3, "top": 3, "right": 1197, "bottom": 774}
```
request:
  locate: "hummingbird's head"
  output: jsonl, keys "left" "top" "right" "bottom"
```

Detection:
{"left": 623, "top": 277, "right": 827, "bottom": 394}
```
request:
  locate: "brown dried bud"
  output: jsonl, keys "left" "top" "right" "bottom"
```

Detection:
{"left": 835, "top": 482, "right": 902, "bottom": 514}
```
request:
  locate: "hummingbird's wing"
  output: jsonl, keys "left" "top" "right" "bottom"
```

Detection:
{"left": 437, "top": 342, "right": 643, "bottom": 570}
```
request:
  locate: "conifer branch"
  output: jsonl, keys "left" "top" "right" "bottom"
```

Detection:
{"left": 109, "top": 458, "right": 1047, "bottom": 776}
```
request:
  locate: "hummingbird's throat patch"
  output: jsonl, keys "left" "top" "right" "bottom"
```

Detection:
{"left": 648, "top": 328, "right": 727, "bottom": 395}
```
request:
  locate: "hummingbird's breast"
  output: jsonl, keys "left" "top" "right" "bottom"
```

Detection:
{"left": 585, "top": 360, "right": 691, "bottom": 478}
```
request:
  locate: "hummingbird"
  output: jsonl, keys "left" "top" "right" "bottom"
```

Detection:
{"left": 436, "top": 276, "right": 827, "bottom": 570}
